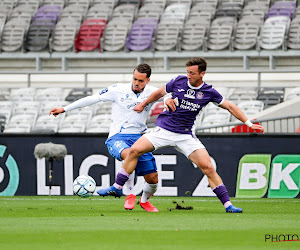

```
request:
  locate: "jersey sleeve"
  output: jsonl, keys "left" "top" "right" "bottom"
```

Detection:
{"left": 97, "top": 84, "right": 118, "bottom": 102}
{"left": 211, "top": 88, "right": 224, "bottom": 106}
{"left": 165, "top": 77, "right": 177, "bottom": 93}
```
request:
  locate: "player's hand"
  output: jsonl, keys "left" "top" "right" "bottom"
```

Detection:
{"left": 251, "top": 124, "right": 265, "bottom": 134}
{"left": 134, "top": 103, "right": 145, "bottom": 113}
{"left": 49, "top": 107, "right": 64, "bottom": 117}
{"left": 165, "top": 98, "right": 176, "bottom": 112}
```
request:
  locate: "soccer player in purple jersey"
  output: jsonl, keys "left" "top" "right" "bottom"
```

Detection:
{"left": 98, "top": 57, "right": 265, "bottom": 213}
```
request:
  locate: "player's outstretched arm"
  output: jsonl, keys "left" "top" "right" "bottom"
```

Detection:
{"left": 49, "top": 107, "right": 65, "bottom": 117}
{"left": 134, "top": 85, "right": 167, "bottom": 113}
{"left": 220, "top": 100, "right": 265, "bottom": 134}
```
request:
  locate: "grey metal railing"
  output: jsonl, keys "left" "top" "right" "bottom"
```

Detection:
{"left": 196, "top": 115, "right": 300, "bottom": 134}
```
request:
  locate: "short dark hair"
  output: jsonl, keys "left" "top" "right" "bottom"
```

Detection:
{"left": 134, "top": 63, "right": 152, "bottom": 78}
{"left": 186, "top": 57, "right": 207, "bottom": 73}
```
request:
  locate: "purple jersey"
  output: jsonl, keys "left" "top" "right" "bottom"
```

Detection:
{"left": 156, "top": 75, "right": 224, "bottom": 134}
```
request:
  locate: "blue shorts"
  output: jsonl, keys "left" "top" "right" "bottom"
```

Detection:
{"left": 105, "top": 133, "right": 157, "bottom": 176}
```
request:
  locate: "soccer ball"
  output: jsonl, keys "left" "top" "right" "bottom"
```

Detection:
{"left": 73, "top": 175, "right": 96, "bottom": 197}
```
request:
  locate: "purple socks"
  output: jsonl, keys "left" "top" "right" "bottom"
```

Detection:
{"left": 113, "top": 168, "right": 129, "bottom": 190}
{"left": 213, "top": 184, "right": 232, "bottom": 208}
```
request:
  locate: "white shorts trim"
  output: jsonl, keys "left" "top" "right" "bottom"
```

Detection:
{"left": 143, "top": 127, "right": 205, "bottom": 158}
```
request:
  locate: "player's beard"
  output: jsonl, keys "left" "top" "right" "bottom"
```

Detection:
{"left": 132, "top": 86, "right": 145, "bottom": 94}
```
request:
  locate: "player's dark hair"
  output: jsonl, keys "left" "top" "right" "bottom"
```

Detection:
{"left": 134, "top": 63, "right": 152, "bottom": 78}
{"left": 186, "top": 57, "right": 207, "bottom": 73}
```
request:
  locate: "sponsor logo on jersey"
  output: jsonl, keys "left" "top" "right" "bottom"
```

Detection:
{"left": 184, "top": 89, "right": 195, "bottom": 99}
{"left": 178, "top": 89, "right": 185, "bottom": 92}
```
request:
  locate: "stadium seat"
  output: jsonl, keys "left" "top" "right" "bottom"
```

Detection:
{"left": 240, "top": 9, "right": 265, "bottom": 24}
{"left": 179, "top": 20, "right": 207, "bottom": 51}
{"left": 59, "top": 9, "right": 84, "bottom": 28}
{"left": 126, "top": 18, "right": 158, "bottom": 52}
{"left": 43, "top": 0, "right": 65, "bottom": 9}
{"left": 86, "top": 5, "right": 111, "bottom": 21}
{"left": 6, "top": 11, "right": 32, "bottom": 33}
{"left": 49, "top": 22, "right": 77, "bottom": 52}
{"left": 142, "top": 0, "right": 166, "bottom": 8}
{"left": 93, "top": 102, "right": 112, "bottom": 115}
{"left": 286, "top": 17, "right": 300, "bottom": 50}
{"left": 35, "top": 88, "right": 64, "bottom": 101}
{"left": 3, "top": 123, "right": 31, "bottom": 133}
{"left": 233, "top": 22, "right": 260, "bottom": 50}
{"left": 0, "top": 108, "right": 12, "bottom": 126}
{"left": 258, "top": 21, "right": 287, "bottom": 50}
{"left": 0, "top": 114, "right": 6, "bottom": 132}
{"left": 13, "top": 101, "right": 40, "bottom": 115}
{"left": 154, "top": 23, "right": 181, "bottom": 51}
{"left": 102, "top": 22, "right": 129, "bottom": 51}
{"left": 256, "top": 94, "right": 282, "bottom": 109}
{"left": 66, "top": 0, "right": 90, "bottom": 15}
{"left": 237, "top": 100, "right": 264, "bottom": 114}
{"left": 0, "top": 0, "right": 14, "bottom": 15}
{"left": 206, "top": 20, "right": 234, "bottom": 51}
{"left": 36, "top": 113, "right": 65, "bottom": 126}
{"left": 12, "top": 2, "right": 40, "bottom": 16}
{"left": 285, "top": 87, "right": 300, "bottom": 101}
{"left": 228, "top": 88, "right": 258, "bottom": 104}
{"left": 39, "top": 101, "right": 69, "bottom": 115}
{"left": 65, "top": 88, "right": 93, "bottom": 102}
{"left": 75, "top": 19, "right": 106, "bottom": 53}
{"left": 267, "top": 1, "right": 296, "bottom": 19}
{"left": 201, "top": 113, "right": 231, "bottom": 127}
{"left": 9, "top": 113, "right": 38, "bottom": 126}
{"left": 10, "top": 88, "right": 36, "bottom": 102}
{"left": 24, "top": 24, "right": 53, "bottom": 52}
{"left": 0, "top": 25, "right": 26, "bottom": 52}
{"left": 137, "top": 4, "right": 163, "bottom": 20}
{"left": 85, "top": 114, "right": 111, "bottom": 133}
{"left": 0, "top": 89, "right": 11, "bottom": 101}
{"left": 31, "top": 123, "right": 58, "bottom": 133}
{"left": 244, "top": 0, "right": 270, "bottom": 15}
{"left": 187, "top": 9, "right": 212, "bottom": 30}
{"left": 58, "top": 122, "right": 86, "bottom": 133}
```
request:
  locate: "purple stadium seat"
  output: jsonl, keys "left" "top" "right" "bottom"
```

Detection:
{"left": 126, "top": 18, "right": 158, "bottom": 52}
{"left": 126, "top": 24, "right": 156, "bottom": 52}
{"left": 266, "top": 8, "right": 294, "bottom": 19}
{"left": 34, "top": 5, "right": 62, "bottom": 23}
{"left": 133, "top": 18, "right": 158, "bottom": 29}
{"left": 267, "top": 2, "right": 296, "bottom": 19}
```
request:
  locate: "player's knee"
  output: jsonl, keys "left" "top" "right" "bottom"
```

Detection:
{"left": 128, "top": 147, "right": 143, "bottom": 158}
{"left": 144, "top": 172, "right": 158, "bottom": 184}
{"left": 201, "top": 163, "right": 215, "bottom": 177}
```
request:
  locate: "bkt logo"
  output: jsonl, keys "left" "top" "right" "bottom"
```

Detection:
{"left": 0, "top": 145, "right": 19, "bottom": 196}
{"left": 236, "top": 154, "right": 300, "bottom": 198}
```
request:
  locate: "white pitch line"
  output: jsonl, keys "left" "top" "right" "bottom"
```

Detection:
{"left": 0, "top": 197, "right": 299, "bottom": 202}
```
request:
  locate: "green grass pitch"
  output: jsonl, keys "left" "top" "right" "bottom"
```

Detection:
{"left": 0, "top": 196, "right": 299, "bottom": 250}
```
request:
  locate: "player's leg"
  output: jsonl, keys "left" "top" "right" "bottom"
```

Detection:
{"left": 97, "top": 136, "right": 133, "bottom": 198}
{"left": 138, "top": 158, "right": 159, "bottom": 212}
{"left": 120, "top": 149, "right": 137, "bottom": 209}
{"left": 176, "top": 137, "right": 243, "bottom": 213}
{"left": 97, "top": 135, "right": 155, "bottom": 197}
{"left": 188, "top": 149, "right": 243, "bottom": 213}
